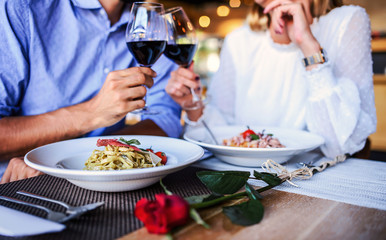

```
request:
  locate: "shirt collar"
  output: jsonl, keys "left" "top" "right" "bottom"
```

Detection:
{"left": 72, "top": 0, "right": 131, "bottom": 28}
{"left": 115, "top": 4, "right": 131, "bottom": 27}
{"left": 71, "top": 0, "right": 102, "bottom": 9}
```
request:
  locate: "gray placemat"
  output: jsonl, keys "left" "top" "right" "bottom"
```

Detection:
{"left": 0, "top": 167, "right": 210, "bottom": 240}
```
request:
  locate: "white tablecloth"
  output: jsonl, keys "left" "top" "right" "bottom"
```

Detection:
{"left": 194, "top": 152, "right": 386, "bottom": 211}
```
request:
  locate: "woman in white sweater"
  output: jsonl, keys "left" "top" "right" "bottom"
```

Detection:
{"left": 165, "top": 0, "right": 376, "bottom": 159}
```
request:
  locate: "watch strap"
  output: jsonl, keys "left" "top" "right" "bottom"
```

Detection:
{"left": 302, "top": 48, "right": 327, "bottom": 67}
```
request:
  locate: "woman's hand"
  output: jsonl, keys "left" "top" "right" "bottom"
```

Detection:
{"left": 264, "top": 0, "right": 321, "bottom": 56}
{"left": 165, "top": 64, "right": 203, "bottom": 122}
{"left": 165, "top": 64, "right": 201, "bottom": 108}
{"left": 1, "top": 157, "right": 43, "bottom": 184}
{"left": 86, "top": 67, "right": 156, "bottom": 129}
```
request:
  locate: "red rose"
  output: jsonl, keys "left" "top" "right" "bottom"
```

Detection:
{"left": 135, "top": 193, "right": 190, "bottom": 234}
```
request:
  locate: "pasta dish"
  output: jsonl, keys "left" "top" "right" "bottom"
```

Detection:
{"left": 84, "top": 138, "right": 166, "bottom": 171}
{"left": 223, "top": 128, "right": 285, "bottom": 148}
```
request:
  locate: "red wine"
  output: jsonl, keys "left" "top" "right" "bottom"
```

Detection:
{"left": 164, "top": 44, "right": 197, "bottom": 66}
{"left": 126, "top": 40, "right": 166, "bottom": 67}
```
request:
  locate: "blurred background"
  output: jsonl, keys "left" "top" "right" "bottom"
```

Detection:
{"left": 161, "top": 0, "right": 386, "bottom": 78}
{"left": 160, "top": 0, "right": 386, "bottom": 159}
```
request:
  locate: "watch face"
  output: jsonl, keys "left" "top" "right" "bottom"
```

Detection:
{"left": 321, "top": 49, "right": 328, "bottom": 62}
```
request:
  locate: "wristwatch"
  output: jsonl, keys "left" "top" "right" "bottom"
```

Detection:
{"left": 302, "top": 48, "right": 327, "bottom": 67}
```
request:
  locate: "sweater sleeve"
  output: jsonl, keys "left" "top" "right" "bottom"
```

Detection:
{"left": 305, "top": 6, "right": 376, "bottom": 158}
{"left": 206, "top": 35, "right": 237, "bottom": 126}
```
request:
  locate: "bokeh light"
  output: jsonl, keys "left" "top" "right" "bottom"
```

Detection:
{"left": 199, "top": 16, "right": 210, "bottom": 28}
{"left": 217, "top": 6, "right": 230, "bottom": 17}
{"left": 229, "top": 0, "right": 241, "bottom": 8}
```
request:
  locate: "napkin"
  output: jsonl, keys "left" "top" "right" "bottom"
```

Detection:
{"left": 0, "top": 205, "right": 66, "bottom": 237}
{"left": 194, "top": 152, "right": 386, "bottom": 211}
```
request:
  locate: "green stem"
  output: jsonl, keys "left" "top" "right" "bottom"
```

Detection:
{"left": 191, "top": 191, "right": 246, "bottom": 209}
{"left": 256, "top": 181, "right": 284, "bottom": 193}
{"left": 191, "top": 181, "right": 284, "bottom": 209}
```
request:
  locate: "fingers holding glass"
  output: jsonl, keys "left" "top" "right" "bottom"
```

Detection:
{"left": 164, "top": 7, "right": 207, "bottom": 110}
{"left": 125, "top": 2, "right": 167, "bottom": 114}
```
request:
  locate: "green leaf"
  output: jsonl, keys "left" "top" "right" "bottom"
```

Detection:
{"left": 197, "top": 171, "right": 250, "bottom": 194}
{"left": 119, "top": 137, "right": 141, "bottom": 146}
{"left": 185, "top": 193, "right": 224, "bottom": 205}
{"left": 245, "top": 182, "right": 263, "bottom": 200}
{"left": 250, "top": 134, "right": 260, "bottom": 140}
{"left": 253, "top": 170, "right": 282, "bottom": 186}
{"left": 223, "top": 199, "right": 264, "bottom": 226}
{"left": 160, "top": 179, "right": 173, "bottom": 195}
{"left": 203, "top": 193, "right": 224, "bottom": 202}
{"left": 189, "top": 208, "right": 210, "bottom": 229}
{"left": 185, "top": 194, "right": 211, "bottom": 204}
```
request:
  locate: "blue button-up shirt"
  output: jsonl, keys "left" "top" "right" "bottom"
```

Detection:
{"left": 0, "top": 0, "right": 182, "bottom": 137}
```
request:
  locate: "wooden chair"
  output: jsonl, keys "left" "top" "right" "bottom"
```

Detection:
{"left": 352, "top": 138, "right": 371, "bottom": 159}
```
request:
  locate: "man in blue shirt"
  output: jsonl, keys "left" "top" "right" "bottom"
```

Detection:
{"left": 0, "top": 0, "right": 182, "bottom": 182}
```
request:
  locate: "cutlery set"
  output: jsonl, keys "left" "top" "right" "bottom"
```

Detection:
{"left": 0, "top": 191, "right": 104, "bottom": 223}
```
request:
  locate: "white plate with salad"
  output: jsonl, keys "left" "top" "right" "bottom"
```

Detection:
{"left": 25, "top": 135, "right": 204, "bottom": 192}
{"left": 183, "top": 126, "right": 325, "bottom": 167}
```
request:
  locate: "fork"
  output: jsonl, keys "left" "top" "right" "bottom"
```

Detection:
{"left": 190, "top": 87, "right": 201, "bottom": 103}
{"left": 0, "top": 196, "right": 68, "bottom": 222}
{"left": 202, "top": 120, "right": 219, "bottom": 145}
{"left": 297, "top": 161, "right": 315, "bottom": 168}
{"left": 17, "top": 191, "right": 104, "bottom": 216}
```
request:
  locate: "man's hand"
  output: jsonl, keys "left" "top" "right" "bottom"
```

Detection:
{"left": 0, "top": 67, "right": 157, "bottom": 158}
{"left": 87, "top": 67, "right": 156, "bottom": 129}
{"left": 0, "top": 157, "right": 43, "bottom": 184}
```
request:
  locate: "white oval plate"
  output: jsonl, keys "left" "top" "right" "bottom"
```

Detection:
{"left": 25, "top": 135, "right": 204, "bottom": 192}
{"left": 183, "top": 126, "right": 325, "bottom": 167}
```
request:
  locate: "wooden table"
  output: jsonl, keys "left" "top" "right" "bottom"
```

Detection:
{"left": 123, "top": 189, "right": 386, "bottom": 240}
{"left": 0, "top": 164, "right": 384, "bottom": 240}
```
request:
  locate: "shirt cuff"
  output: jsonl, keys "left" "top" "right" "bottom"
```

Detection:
{"left": 183, "top": 113, "right": 203, "bottom": 127}
{"left": 305, "top": 62, "right": 337, "bottom": 100}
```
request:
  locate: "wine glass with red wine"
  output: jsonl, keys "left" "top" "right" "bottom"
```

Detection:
{"left": 126, "top": 2, "right": 167, "bottom": 115}
{"left": 164, "top": 6, "right": 205, "bottom": 110}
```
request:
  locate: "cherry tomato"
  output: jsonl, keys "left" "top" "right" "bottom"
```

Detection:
{"left": 242, "top": 128, "right": 256, "bottom": 138}
{"left": 155, "top": 151, "right": 167, "bottom": 165}
{"left": 146, "top": 148, "right": 154, "bottom": 153}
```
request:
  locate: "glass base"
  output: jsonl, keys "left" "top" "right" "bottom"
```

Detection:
{"left": 182, "top": 96, "right": 209, "bottom": 111}
{"left": 131, "top": 106, "right": 160, "bottom": 115}
{"left": 182, "top": 100, "right": 204, "bottom": 111}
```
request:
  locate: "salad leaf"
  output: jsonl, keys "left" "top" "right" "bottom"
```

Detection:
{"left": 250, "top": 134, "right": 260, "bottom": 140}
{"left": 119, "top": 138, "right": 141, "bottom": 146}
